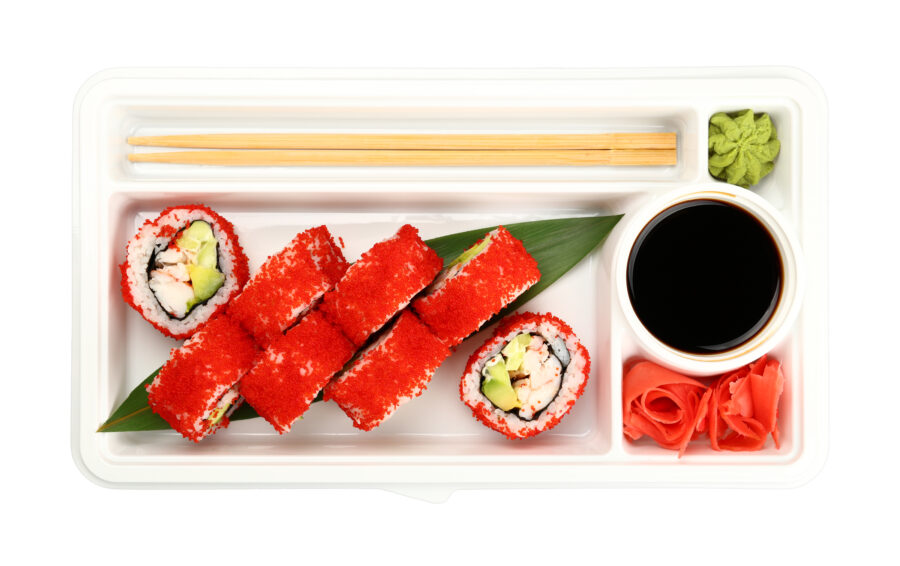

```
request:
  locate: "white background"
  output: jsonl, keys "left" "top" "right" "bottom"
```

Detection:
{"left": 2, "top": 0, "right": 895, "bottom": 563}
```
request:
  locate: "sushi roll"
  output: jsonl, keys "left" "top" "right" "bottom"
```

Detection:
{"left": 146, "top": 315, "right": 260, "bottom": 442}
{"left": 324, "top": 311, "right": 451, "bottom": 431}
{"left": 460, "top": 312, "right": 591, "bottom": 439}
{"left": 120, "top": 205, "right": 250, "bottom": 339}
{"left": 412, "top": 226, "right": 540, "bottom": 348}
{"left": 319, "top": 224, "right": 443, "bottom": 347}
{"left": 239, "top": 311, "right": 356, "bottom": 433}
{"left": 228, "top": 226, "right": 349, "bottom": 348}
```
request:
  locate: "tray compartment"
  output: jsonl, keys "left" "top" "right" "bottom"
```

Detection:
{"left": 606, "top": 97, "right": 805, "bottom": 460}
{"left": 101, "top": 189, "right": 620, "bottom": 461}
{"left": 116, "top": 104, "right": 698, "bottom": 183}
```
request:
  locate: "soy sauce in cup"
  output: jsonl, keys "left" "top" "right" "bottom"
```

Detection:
{"left": 626, "top": 199, "right": 783, "bottom": 355}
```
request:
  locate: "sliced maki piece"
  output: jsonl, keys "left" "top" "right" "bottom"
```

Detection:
{"left": 461, "top": 312, "right": 590, "bottom": 439}
{"left": 146, "top": 316, "right": 260, "bottom": 442}
{"left": 319, "top": 224, "right": 443, "bottom": 347}
{"left": 239, "top": 311, "right": 356, "bottom": 434}
{"left": 148, "top": 220, "right": 224, "bottom": 318}
{"left": 227, "top": 226, "right": 348, "bottom": 348}
{"left": 412, "top": 226, "right": 540, "bottom": 348}
{"left": 120, "top": 205, "right": 250, "bottom": 340}
{"left": 323, "top": 310, "right": 451, "bottom": 431}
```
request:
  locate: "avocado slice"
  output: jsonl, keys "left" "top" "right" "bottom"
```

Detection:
{"left": 186, "top": 264, "right": 225, "bottom": 310}
{"left": 450, "top": 234, "right": 491, "bottom": 267}
{"left": 481, "top": 355, "right": 521, "bottom": 411}
{"left": 208, "top": 401, "right": 232, "bottom": 426}
{"left": 501, "top": 333, "right": 532, "bottom": 372}
{"left": 196, "top": 239, "right": 218, "bottom": 268}
{"left": 176, "top": 220, "right": 215, "bottom": 252}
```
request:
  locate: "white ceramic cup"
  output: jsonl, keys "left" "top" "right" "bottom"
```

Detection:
{"left": 612, "top": 184, "right": 804, "bottom": 376}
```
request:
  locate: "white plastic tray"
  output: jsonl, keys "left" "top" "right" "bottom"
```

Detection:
{"left": 72, "top": 68, "right": 828, "bottom": 499}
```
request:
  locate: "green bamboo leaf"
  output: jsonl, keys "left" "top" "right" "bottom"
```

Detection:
{"left": 96, "top": 370, "right": 166, "bottom": 432}
{"left": 424, "top": 215, "right": 622, "bottom": 321}
{"left": 97, "top": 368, "right": 262, "bottom": 432}
{"left": 99, "top": 215, "right": 621, "bottom": 433}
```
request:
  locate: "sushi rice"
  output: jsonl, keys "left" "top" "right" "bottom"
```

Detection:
{"left": 461, "top": 312, "right": 591, "bottom": 439}
{"left": 120, "top": 205, "right": 249, "bottom": 340}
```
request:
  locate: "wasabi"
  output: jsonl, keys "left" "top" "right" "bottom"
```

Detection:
{"left": 708, "top": 109, "right": 780, "bottom": 189}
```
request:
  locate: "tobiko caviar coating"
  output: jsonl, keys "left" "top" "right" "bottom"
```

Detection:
{"left": 146, "top": 316, "right": 260, "bottom": 442}
{"left": 239, "top": 311, "right": 356, "bottom": 434}
{"left": 460, "top": 312, "right": 590, "bottom": 439}
{"left": 319, "top": 224, "right": 443, "bottom": 347}
{"left": 119, "top": 205, "right": 250, "bottom": 340}
{"left": 227, "top": 225, "right": 348, "bottom": 348}
{"left": 324, "top": 311, "right": 451, "bottom": 431}
{"left": 413, "top": 226, "right": 540, "bottom": 348}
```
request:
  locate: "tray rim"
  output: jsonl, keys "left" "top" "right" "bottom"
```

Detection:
{"left": 71, "top": 67, "right": 828, "bottom": 497}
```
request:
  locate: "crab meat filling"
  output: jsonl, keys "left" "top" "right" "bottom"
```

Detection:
{"left": 481, "top": 332, "right": 569, "bottom": 420}
{"left": 149, "top": 249, "right": 194, "bottom": 318}
{"left": 147, "top": 220, "right": 225, "bottom": 320}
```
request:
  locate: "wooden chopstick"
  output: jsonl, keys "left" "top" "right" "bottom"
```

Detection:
{"left": 127, "top": 132, "right": 676, "bottom": 151}
{"left": 127, "top": 148, "right": 677, "bottom": 167}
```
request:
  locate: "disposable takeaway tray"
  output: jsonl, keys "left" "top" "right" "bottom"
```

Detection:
{"left": 72, "top": 68, "right": 828, "bottom": 500}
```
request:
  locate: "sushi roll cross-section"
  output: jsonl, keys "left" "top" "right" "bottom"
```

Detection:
{"left": 460, "top": 312, "right": 591, "bottom": 439}
{"left": 324, "top": 311, "right": 451, "bottom": 431}
{"left": 239, "top": 311, "right": 356, "bottom": 433}
{"left": 146, "top": 316, "right": 260, "bottom": 442}
{"left": 227, "top": 226, "right": 348, "bottom": 348}
{"left": 413, "top": 226, "right": 540, "bottom": 348}
{"left": 120, "top": 205, "right": 250, "bottom": 339}
{"left": 320, "top": 224, "right": 443, "bottom": 347}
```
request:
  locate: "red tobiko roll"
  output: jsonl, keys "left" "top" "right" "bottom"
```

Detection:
{"left": 323, "top": 310, "right": 451, "bottom": 431}
{"left": 412, "top": 226, "right": 540, "bottom": 348}
{"left": 319, "top": 224, "right": 443, "bottom": 347}
{"left": 708, "top": 356, "right": 784, "bottom": 451}
{"left": 239, "top": 311, "right": 356, "bottom": 434}
{"left": 228, "top": 226, "right": 348, "bottom": 348}
{"left": 622, "top": 361, "right": 711, "bottom": 457}
{"left": 460, "top": 312, "right": 591, "bottom": 440}
{"left": 146, "top": 316, "right": 260, "bottom": 442}
{"left": 120, "top": 205, "right": 250, "bottom": 340}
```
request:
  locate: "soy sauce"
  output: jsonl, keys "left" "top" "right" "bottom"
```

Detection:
{"left": 626, "top": 200, "right": 782, "bottom": 354}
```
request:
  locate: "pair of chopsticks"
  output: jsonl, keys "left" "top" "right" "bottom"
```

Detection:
{"left": 127, "top": 132, "right": 677, "bottom": 166}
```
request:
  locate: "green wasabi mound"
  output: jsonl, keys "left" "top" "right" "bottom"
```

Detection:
{"left": 708, "top": 109, "right": 780, "bottom": 189}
